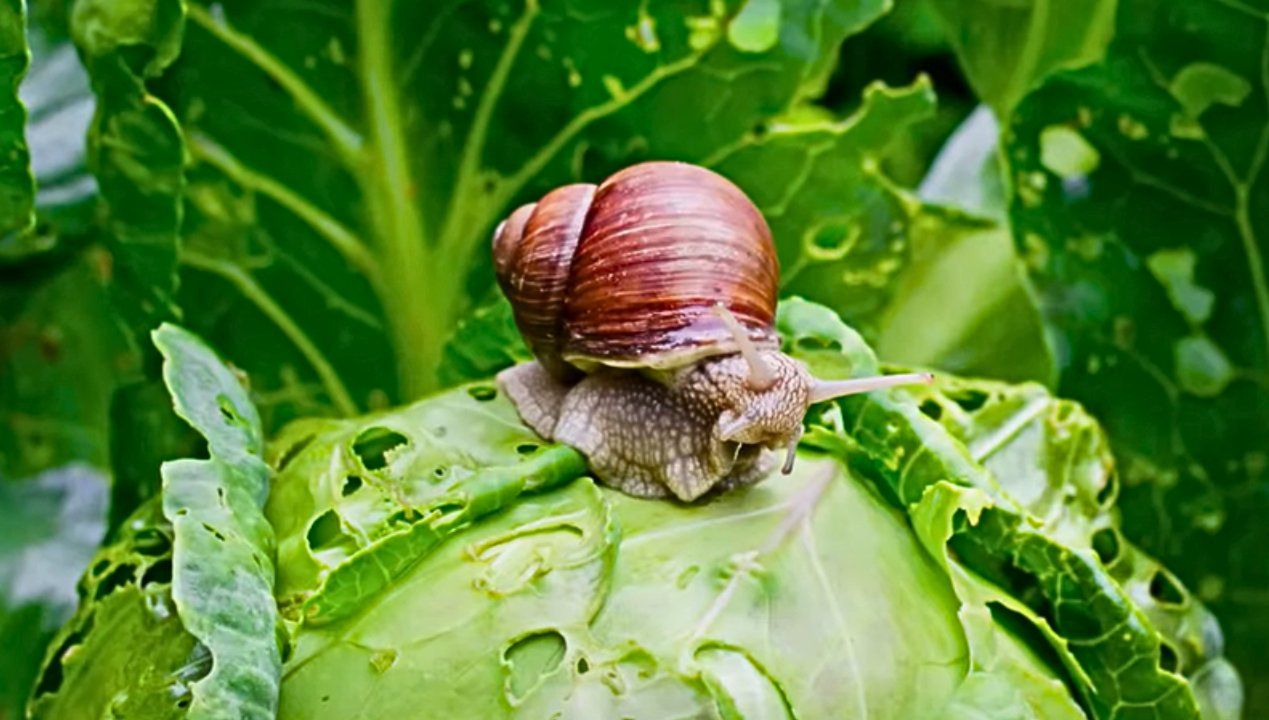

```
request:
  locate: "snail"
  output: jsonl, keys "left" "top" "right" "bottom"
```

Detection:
{"left": 493, "top": 161, "right": 931, "bottom": 501}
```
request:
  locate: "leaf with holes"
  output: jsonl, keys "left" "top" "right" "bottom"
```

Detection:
{"left": 26, "top": 500, "right": 202, "bottom": 719}
{"left": 1006, "top": 0, "right": 1269, "bottom": 711}
{"left": 267, "top": 394, "right": 1079, "bottom": 718}
{"left": 34, "top": 298, "right": 1234, "bottom": 718}
{"left": 153, "top": 323, "right": 280, "bottom": 719}
{"left": 782, "top": 297, "right": 1236, "bottom": 719}
{"left": 264, "top": 378, "right": 588, "bottom": 622}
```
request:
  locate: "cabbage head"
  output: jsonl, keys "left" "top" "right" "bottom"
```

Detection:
{"left": 27, "top": 301, "right": 1241, "bottom": 719}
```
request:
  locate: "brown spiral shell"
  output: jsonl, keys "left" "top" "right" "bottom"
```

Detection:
{"left": 493, "top": 161, "right": 778, "bottom": 378}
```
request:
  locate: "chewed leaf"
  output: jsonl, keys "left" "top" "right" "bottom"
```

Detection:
{"left": 300, "top": 444, "right": 587, "bottom": 625}
{"left": 154, "top": 323, "right": 280, "bottom": 720}
{"left": 783, "top": 297, "right": 1216, "bottom": 719}
{"left": 1006, "top": 0, "right": 1269, "bottom": 700}
{"left": 712, "top": 80, "right": 939, "bottom": 338}
{"left": 155, "top": 324, "right": 265, "bottom": 478}
{"left": 281, "top": 481, "right": 617, "bottom": 718}
{"left": 26, "top": 500, "right": 201, "bottom": 719}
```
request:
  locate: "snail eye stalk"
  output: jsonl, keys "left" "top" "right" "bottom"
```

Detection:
{"left": 714, "top": 303, "right": 777, "bottom": 391}
{"left": 808, "top": 372, "right": 935, "bottom": 405}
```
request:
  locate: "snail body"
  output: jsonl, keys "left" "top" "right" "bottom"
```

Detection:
{"left": 494, "top": 161, "right": 929, "bottom": 501}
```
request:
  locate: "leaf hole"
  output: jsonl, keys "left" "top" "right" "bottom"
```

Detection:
{"left": 918, "top": 399, "right": 943, "bottom": 421}
{"left": 810, "top": 221, "right": 856, "bottom": 255}
{"left": 1158, "top": 640, "right": 1180, "bottom": 674}
{"left": 468, "top": 384, "right": 498, "bottom": 402}
{"left": 430, "top": 502, "right": 466, "bottom": 525}
{"left": 306, "top": 510, "right": 350, "bottom": 552}
{"left": 34, "top": 613, "right": 95, "bottom": 698}
{"left": 1091, "top": 527, "right": 1121, "bottom": 566}
{"left": 352, "top": 426, "right": 410, "bottom": 471}
{"left": 516, "top": 442, "right": 540, "bottom": 456}
{"left": 141, "top": 559, "right": 173, "bottom": 586}
{"left": 1096, "top": 471, "right": 1118, "bottom": 507}
{"left": 503, "top": 630, "right": 567, "bottom": 702}
{"left": 342, "top": 475, "right": 364, "bottom": 496}
{"left": 948, "top": 389, "right": 989, "bottom": 412}
{"left": 93, "top": 563, "right": 137, "bottom": 600}
{"left": 217, "top": 395, "right": 245, "bottom": 428}
{"left": 985, "top": 602, "right": 1081, "bottom": 703}
{"left": 132, "top": 528, "right": 172, "bottom": 556}
{"left": 201, "top": 523, "right": 227, "bottom": 543}
{"left": 576, "top": 657, "right": 590, "bottom": 674}
{"left": 176, "top": 642, "right": 212, "bottom": 683}
{"left": 1149, "top": 569, "right": 1187, "bottom": 606}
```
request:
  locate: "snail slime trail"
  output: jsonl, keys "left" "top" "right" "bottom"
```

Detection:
{"left": 493, "top": 161, "right": 933, "bottom": 501}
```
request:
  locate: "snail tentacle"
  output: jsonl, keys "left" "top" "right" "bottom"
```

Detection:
{"left": 808, "top": 372, "right": 935, "bottom": 405}
{"left": 713, "top": 302, "right": 776, "bottom": 390}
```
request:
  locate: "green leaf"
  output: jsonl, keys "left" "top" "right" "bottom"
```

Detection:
{"left": 270, "top": 411, "right": 1077, "bottom": 718}
{"left": 70, "top": 0, "right": 185, "bottom": 331}
{"left": 15, "top": 19, "right": 98, "bottom": 251}
{"left": 781, "top": 297, "right": 1214, "bottom": 719}
{"left": 874, "top": 205, "right": 1056, "bottom": 385}
{"left": 1005, "top": 0, "right": 1269, "bottom": 710}
{"left": 0, "top": 12, "right": 118, "bottom": 479}
{"left": 926, "top": 0, "right": 1117, "bottom": 117}
{"left": 1, "top": 249, "right": 132, "bottom": 479}
{"left": 437, "top": 297, "right": 531, "bottom": 389}
{"left": 264, "top": 379, "right": 587, "bottom": 620}
{"left": 0, "top": 0, "right": 34, "bottom": 241}
{"left": 300, "top": 444, "right": 587, "bottom": 625}
{"left": 712, "top": 79, "right": 940, "bottom": 336}
{"left": 0, "top": 6, "right": 98, "bottom": 262}
{"left": 62, "top": 0, "right": 964, "bottom": 431}
{"left": 153, "top": 323, "right": 279, "bottom": 720}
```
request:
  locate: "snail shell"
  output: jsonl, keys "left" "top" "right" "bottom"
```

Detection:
{"left": 493, "top": 161, "right": 779, "bottom": 378}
